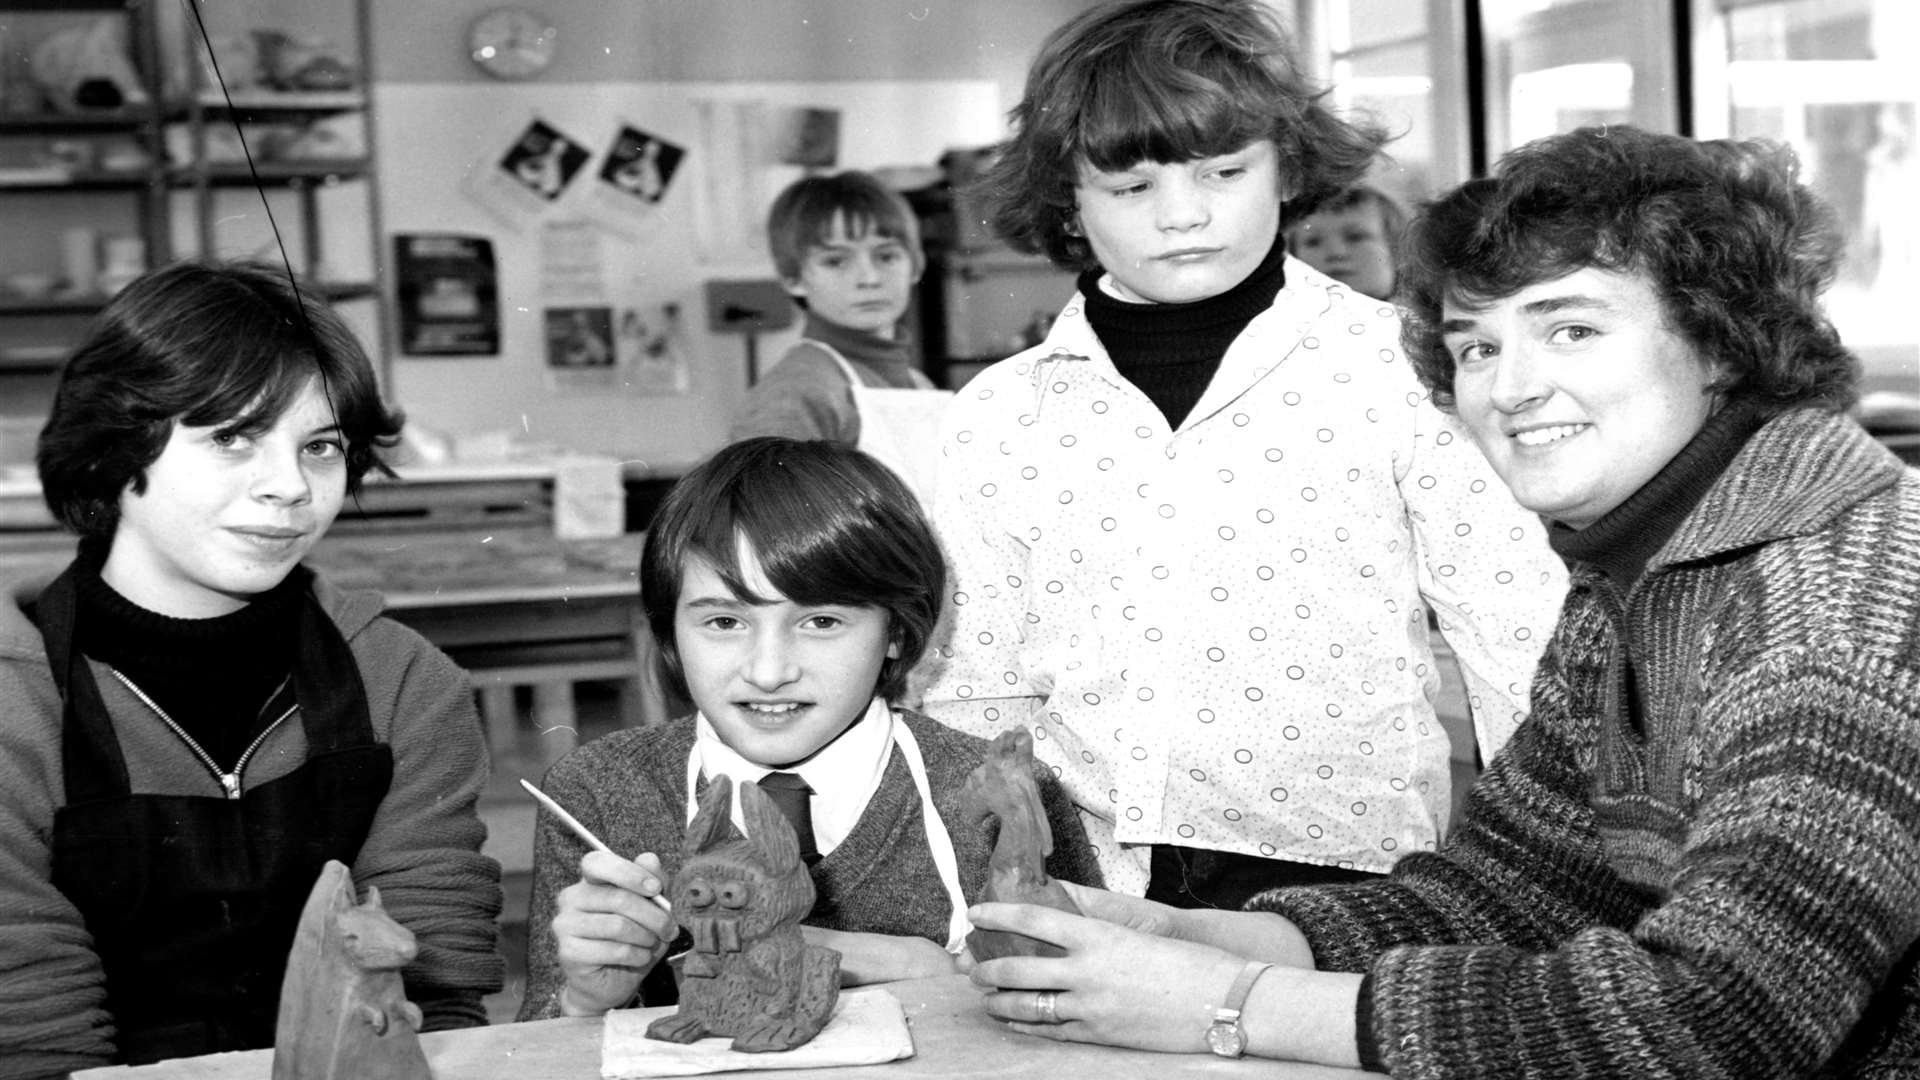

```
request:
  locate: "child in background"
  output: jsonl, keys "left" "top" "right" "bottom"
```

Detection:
{"left": 519, "top": 437, "right": 1098, "bottom": 1019}
{"left": 729, "top": 172, "right": 952, "bottom": 501}
{"left": 916, "top": 0, "right": 1566, "bottom": 906}
{"left": 1285, "top": 183, "right": 1407, "bottom": 300}
{"left": 0, "top": 261, "right": 502, "bottom": 1075}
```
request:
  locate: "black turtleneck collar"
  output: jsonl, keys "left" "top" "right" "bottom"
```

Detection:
{"left": 1548, "top": 401, "right": 1772, "bottom": 588}
{"left": 1077, "top": 227, "right": 1289, "bottom": 333}
{"left": 1077, "top": 230, "right": 1289, "bottom": 428}
{"left": 72, "top": 537, "right": 306, "bottom": 763}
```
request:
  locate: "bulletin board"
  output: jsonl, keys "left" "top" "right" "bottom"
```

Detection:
{"left": 372, "top": 80, "right": 1004, "bottom": 466}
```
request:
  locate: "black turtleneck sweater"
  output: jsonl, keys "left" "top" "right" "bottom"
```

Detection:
{"left": 1548, "top": 401, "right": 1772, "bottom": 586}
{"left": 1078, "top": 231, "right": 1289, "bottom": 429}
{"left": 72, "top": 540, "right": 303, "bottom": 767}
{"left": 1544, "top": 401, "right": 1771, "bottom": 734}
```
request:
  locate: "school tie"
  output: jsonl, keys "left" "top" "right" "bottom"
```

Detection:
{"left": 757, "top": 772, "right": 820, "bottom": 865}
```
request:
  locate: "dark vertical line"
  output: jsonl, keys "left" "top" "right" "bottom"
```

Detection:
{"left": 1672, "top": 0, "right": 1696, "bottom": 136}
{"left": 1465, "top": 0, "right": 1489, "bottom": 176}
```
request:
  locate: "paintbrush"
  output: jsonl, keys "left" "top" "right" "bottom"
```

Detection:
{"left": 519, "top": 778, "right": 672, "bottom": 913}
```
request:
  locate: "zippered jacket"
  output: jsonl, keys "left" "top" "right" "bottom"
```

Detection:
{"left": 0, "top": 565, "right": 504, "bottom": 1080}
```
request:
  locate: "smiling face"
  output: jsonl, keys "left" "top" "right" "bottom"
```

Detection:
{"left": 1287, "top": 199, "right": 1396, "bottom": 299}
{"left": 783, "top": 211, "right": 917, "bottom": 338}
{"left": 1445, "top": 266, "right": 1723, "bottom": 530}
{"left": 103, "top": 376, "right": 347, "bottom": 618}
{"left": 1072, "top": 139, "right": 1285, "bottom": 304}
{"left": 675, "top": 536, "right": 897, "bottom": 769}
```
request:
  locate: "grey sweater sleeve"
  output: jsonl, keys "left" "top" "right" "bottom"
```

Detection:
{"left": 728, "top": 343, "right": 860, "bottom": 445}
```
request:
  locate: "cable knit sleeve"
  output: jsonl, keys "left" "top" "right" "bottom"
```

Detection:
{"left": 1253, "top": 615, "right": 1920, "bottom": 1078}
{"left": 348, "top": 617, "right": 504, "bottom": 1030}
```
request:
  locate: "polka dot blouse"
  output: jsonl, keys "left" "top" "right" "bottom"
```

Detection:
{"left": 914, "top": 265, "right": 1568, "bottom": 893}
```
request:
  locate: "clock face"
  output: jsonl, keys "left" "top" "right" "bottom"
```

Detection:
{"left": 468, "top": 6, "right": 557, "bottom": 80}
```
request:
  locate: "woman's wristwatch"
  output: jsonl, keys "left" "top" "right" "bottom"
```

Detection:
{"left": 1205, "top": 960, "right": 1276, "bottom": 1058}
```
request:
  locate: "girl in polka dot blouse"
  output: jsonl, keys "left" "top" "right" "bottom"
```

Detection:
{"left": 912, "top": 0, "right": 1567, "bottom": 903}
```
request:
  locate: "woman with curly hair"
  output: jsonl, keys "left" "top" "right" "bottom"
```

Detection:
{"left": 967, "top": 126, "right": 1920, "bottom": 1078}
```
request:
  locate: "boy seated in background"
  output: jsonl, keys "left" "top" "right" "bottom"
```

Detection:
{"left": 1285, "top": 183, "right": 1406, "bottom": 300}
{"left": 518, "top": 438, "right": 1099, "bottom": 1019}
{"left": 729, "top": 172, "right": 951, "bottom": 502}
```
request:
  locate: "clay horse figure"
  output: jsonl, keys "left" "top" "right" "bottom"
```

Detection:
{"left": 272, "top": 860, "right": 430, "bottom": 1080}
{"left": 963, "top": 728, "right": 1082, "bottom": 961}
{"left": 647, "top": 775, "right": 841, "bottom": 1052}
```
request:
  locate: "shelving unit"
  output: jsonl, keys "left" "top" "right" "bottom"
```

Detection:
{"left": 0, "top": 0, "right": 381, "bottom": 477}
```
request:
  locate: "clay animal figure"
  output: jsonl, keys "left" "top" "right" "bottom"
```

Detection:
{"left": 272, "top": 860, "right": 429, "bottom": 1080}
{"left": 647, "top": 775, "right": 841, "bottom": 1053}
{"left": 963, "top": 729, "right": 1082, "bottom": 961}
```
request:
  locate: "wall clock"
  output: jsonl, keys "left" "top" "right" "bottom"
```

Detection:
{"left": 467, "top": 6, "right": 558, "bottom": 81}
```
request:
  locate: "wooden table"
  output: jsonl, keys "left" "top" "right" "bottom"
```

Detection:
{"left": 308, "top": 522, "right": 664, "bottom": 737}
{"left": 71, "top": 974, "right": 1372, "bottom": 1080}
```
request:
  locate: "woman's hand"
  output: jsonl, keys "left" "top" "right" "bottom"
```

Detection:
{"left": 967, "top": 899, "right": 1250, "bottom": 1053}
{"left": 551, "top": 850, "right": 677, "bottom": 1015}
{"left": 802, "top": 925, "right": 959, "bottom": 986}
{"left": 1058, "top": 880, "right": 1317, "bottom": 966}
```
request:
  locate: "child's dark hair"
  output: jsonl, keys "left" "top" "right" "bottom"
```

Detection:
{"left": 640, "top": 437, "right": 946, "bottom": 704}
{"left": 765, "top": 171, "right": 924, "bottom": 283}
{"left": 37, "top": 259, "right": 403, "bottom": 538}
{"left": 979, "top": 0, "right": 1388, "bottom": 271}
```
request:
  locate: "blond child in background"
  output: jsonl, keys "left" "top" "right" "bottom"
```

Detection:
{"left": 1285, "top": 183, "right": 1407, "bottom": 300}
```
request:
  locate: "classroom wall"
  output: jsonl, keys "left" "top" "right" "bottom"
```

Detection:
{"left": 364, "top": 0, "right": 1096, "bottom": 468}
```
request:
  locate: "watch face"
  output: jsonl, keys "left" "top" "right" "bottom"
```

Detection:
{"left": 1206, "top": 1020, "right": 1246, "bottom": 1057}
{"left": 469, "top": 7, "right": 557, "bottom": 80}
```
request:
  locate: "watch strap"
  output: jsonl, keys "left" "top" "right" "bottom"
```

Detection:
{"left": 1208, "top": 959, "right": 1274, "bottom": 1056}
{"left": 1217, "top": 959, "right": 1275, "bottom": 1021}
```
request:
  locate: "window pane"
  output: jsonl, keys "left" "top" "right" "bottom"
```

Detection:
{"left": 1722, "top": 0, "right": 1919, "bottom": 391}
{"left": 1334, "top": 42, "right": 1441, "bottom": 193}
{"left": 1333, "top": 0, "right": 1429, "bottom": 50}
{"left": 1479, "top": 0, "right": 1677, "bottom": 158}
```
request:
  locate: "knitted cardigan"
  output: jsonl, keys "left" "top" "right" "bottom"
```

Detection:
{"left": 517, "top": 708, "right": 1102, "bottom": 1020}
{"left": 1253, "top": 407, "right": 1920, "bottom": 1078}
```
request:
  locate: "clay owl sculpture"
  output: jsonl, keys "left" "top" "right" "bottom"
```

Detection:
{"left": 646, "top": 775, "right": 841, "bottom": 1052}
{"left": 963, "top": 728, "right": 1082, "bottom": 961}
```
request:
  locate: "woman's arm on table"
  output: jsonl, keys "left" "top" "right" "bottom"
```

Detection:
{"left": 968, "top": 898, "right": 1363, "bottom": 1067}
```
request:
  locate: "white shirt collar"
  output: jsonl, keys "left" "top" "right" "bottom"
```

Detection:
{"left": 691, "top": 696, "right": 895, "bottom": 854}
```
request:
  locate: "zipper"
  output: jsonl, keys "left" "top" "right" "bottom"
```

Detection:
{"left": 108, "top": 669, "right": 297, "bottom": 800}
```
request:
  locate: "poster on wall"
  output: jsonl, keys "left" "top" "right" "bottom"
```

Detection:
{"left": 464, "top": 116, "right": 592, "bottom": 231}
{"left": 393, "top": 234, "right": 499, "bottom": 356}
{"left": 580, "top": 123, "right": 686, "bottom": 239}
{"left": 617, "top": 302, "right": 691, "bottom": 396}
{"left": 543, "top": 305, "right": 616, "bottom": 389}
{"left": 539, "top": 302, "right": 691, "bottom": 396}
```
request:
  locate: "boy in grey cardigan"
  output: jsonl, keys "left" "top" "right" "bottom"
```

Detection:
{"left": 520, "top": 438, "right": 1099, "bottom": 1019}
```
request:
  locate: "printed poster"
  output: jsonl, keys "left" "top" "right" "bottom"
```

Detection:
{"left": 463, "top": 116, "right": 593, "bottom": 231}
{"left": 393, "top": 234, "right": 498, "bottom": 356}
{"left": 580, "top": 123, "right": 686, "bottom": 239}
